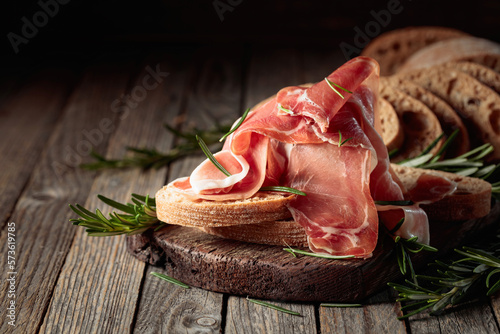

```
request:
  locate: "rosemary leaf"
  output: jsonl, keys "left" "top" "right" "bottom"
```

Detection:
{"left": 283, "top": 247, "right": 355, "bottom": 259}
{"left": 320, "top": 303, "right": 362, "bottom": 308}
{"left": 324, "top": 78, "right": 352, "bottom": 99}
{"left": 220, "top": 108, "right": 251, "bottom": 142}
{"left": 277, "top": 104, "right": 294, "bottom": 115}
{"left": 151, "top": 272, "right": 190, "bottom": 289}
{"left": 196, "top": 135, "right": 231, "bottom": 177}
{"left": 246, "top": 296, "right": 301, "bottom": 316}
{"left": 259, "top": 186, "right": 306, "bottom": 196}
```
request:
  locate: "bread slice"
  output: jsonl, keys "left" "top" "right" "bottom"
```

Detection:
{"left": 442, "top": 61, "right": 500, "bottom": 95}
{"left": 200, "top": 220, "right": 308, "bottom": 247}
{"left": 379, "top": 97, "right": 404, "bottom": 152}
{"left": 189, "top": 165, "right": 492, "bottom": 246}
{"left": 155, "top": 183, "right": 294, "bottom": 227}
{"left": 391, "top": 164, "right": 492, "bottom": 222}
{"left": 361, "top": 26, "right": 469, "bottom": 76}
{"left": 399, "top": 66, "right": 500, "bottom": 160}
{"left": 379, "top": 84, "right": 443, "bottom": 162}
{"left": 381, "top": 76, "right": 470, "bottom": 158}
{"left": 398, "top": 37, "right": 500, "bottom": 73}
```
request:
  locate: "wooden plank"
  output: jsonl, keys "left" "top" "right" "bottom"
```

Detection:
{"left": 319, "top": 289, "right": 406, "bottom": 333}
{"left": 0, "top": 69, "right": 76, "bottom": 225}
{"left": 225, "top": 295, "right": 316, "bottom": 334}
{"left": 131, "top": 46, "right": 244, "bottom": 333}
{"left": 0, "top": 58, "right": 134, "bottom": 334}
{"left": 408, "top": 301, "right": 499, "bottom": 333}
{"left": 38, "top": 52, "right": 189, "bottom": 333}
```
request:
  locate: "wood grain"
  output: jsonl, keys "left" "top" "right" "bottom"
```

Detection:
{"left": 38, "top": 52, "right": 188, "bottom": 333}
{"left": 131, "top": 46, "right": 245, "bottom": 333}
{"left": 0, "top": 59, "right": 134, "bottom": 334}
{"left": 0, "top": 69, "right": 76, "bottom": 225}
{"left": 225, "top": 295, "right": 316, "bottom": 334}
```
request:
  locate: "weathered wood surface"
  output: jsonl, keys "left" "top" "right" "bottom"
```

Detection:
{"left": 1, "top": 47, "right": 500, "bottom": 334}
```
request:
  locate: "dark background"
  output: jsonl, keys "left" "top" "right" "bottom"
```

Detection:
{"left": 1, "top": 0, "right": 499, "bottom": 71}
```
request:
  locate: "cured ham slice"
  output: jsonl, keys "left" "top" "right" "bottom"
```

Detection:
{"left": 172, "top": 57, "right": 434, "bottom": 257}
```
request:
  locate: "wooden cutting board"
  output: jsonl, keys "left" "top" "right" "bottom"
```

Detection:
{"left": 127, "top": 201, "right": 500, "bottom": 302}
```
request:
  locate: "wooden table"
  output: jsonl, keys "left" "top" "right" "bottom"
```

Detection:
{"left": 2, "top": 45, "right": 500, "bottom": 334}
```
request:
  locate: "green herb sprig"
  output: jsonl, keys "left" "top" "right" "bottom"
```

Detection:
{"left": 196, "top": 135, "right": 231, "bottom": 177}
{"left": 389, "top": 241, "right": 500, "bottom": 319}
{"left": 394, "top": 236, "right": 438, "bottom": 283}
{"left": 338, "top": 130, "right": 353, "bottom": 147}
{"left": 246, "top": 296, "right": 302, "bottom": 316}
{"left": 324, "top": 78, "right": 353, "bottom": 99}
{"left": 151, "top": 272, "right": 190, "bottom": 289}
{"left": 81, "top": 123, "right": 231, "bottom": 171}
{"left": 283, "top": 246, "right": 355, "bottom": 260}
{"left": 70, "top": 193, "right": 162, "bottom": 236}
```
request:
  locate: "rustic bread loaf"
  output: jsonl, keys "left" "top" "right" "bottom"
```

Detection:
{"left": 398, "top": 66, "right": 500, "bottom": 160}
{"left": 381, "top": 76, "right": 470, "bottom": 157}
{"left": 155, "top": 183, "right": 294, "bottom": 227}
{"left": 378, "top": 97, "right": 404, "bottom": 153}
{"left": 361, "top": 26, "right": 468, "bottom": 76}
{"left": 398, "top": 37, "right": 500, "bottom": 73}
{"left": 379, "top": 84, "right": 443, "bottom": 162}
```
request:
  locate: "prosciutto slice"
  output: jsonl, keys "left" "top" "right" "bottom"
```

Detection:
{"left": 172, "top": 57, "right": 432, "bottom": 257}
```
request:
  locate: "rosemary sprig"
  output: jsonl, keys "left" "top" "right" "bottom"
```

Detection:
{"left": 324, "top": 78, "right": 353, "bottom": 99}
{"left": 259, "top": 186, "right": 306, "bottom": 196}
{"left": 375, "top": 200, "right": 413, "bottom": 206}
{"left": 69, "top": 193, "right": 163, "bottom": 236}
{"left": 246, "top": 296, "right": 302, "bottom": 316}
{"left": 151, "top": 272, "right": 190, "bottom": 289}
{"left": 338, "top": 130, "right": 353, "bottom": 147}
{"left": 81, "top": 123, "right": 231, "bottom": 170}
{"left": 277, "top": 104, "right": 294, "bottom": 115}
{"left": 220, "top": 108, "right": 251, "bottom": 142}
{"left": 320, "top": 303, "right": 362, "bottom": 308}
{"left": 394, "top": 236, "right": 438, "bottom": 283}
{"left": 196, "top": 135, "right": 231, "bottom": 177}
{"left": 389, "top": 239, "right": 500, "bottom": 319}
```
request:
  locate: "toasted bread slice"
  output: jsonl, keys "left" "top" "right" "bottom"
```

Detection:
{"left": 379, "top": 84, "right": 443, "bottom": 162}
{"left": 361, "top": 26, "right": 468, "bottom": 76}
{"left": 379, "top": 97, "right": 404, "bottom": 153}
{"left": 442, "top": 61, "right": 500, "bottom": 95}
{"left": 399, "top": 66, "right": 500, "bottom": 160}
{"left": 391, "top": 164, "right": 492, "bottom": 222}
{"left": 381, "top": 76, "right": 470, "bottom": 158}
{"left": 200, "top": 220, "right": 308, "bottom": 247}
{"left": 398, "top": 37, "right": 500, "bottom": 73}
{"left": 155, "top": 182, "right": 295, "bottom": 227}
{"left": 194, "top": 165, "right": 492, "bottom": 246}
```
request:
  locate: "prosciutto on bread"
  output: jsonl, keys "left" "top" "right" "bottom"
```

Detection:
{"left": 170, "top": 57, "right": 440, "bottom": 258}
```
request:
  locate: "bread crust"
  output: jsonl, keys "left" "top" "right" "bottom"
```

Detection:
{"left": 379, "top": 83, "right": 443, "bottom": 162}
{"left": 381, "top": 76, "right": 470, "bottom": 157}
{"left": 155, "top": 183, "right": 295, "bottom": 227}
{"left": 399, "top": 66, "right": 500, "bottom": 161}
{"left": 361, "top": 26, "right": 469, "bottom": 76}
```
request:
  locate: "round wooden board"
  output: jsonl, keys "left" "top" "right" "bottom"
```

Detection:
{"left": 127, "top": 202, "right": 500, "bottom": 302}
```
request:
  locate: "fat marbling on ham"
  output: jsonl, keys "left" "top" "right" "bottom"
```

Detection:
{"left": 171, "top": 57, "right": 432, "bottom": 258}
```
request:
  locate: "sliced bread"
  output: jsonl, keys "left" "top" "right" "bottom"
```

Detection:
{"left": 379, "top": 84, "right": 443, "bottom": 162}
{"left": 379, "top": 97, "right": 404, "bottom": 153}
{"left": 191, "top": 165, "right": 492, "bottom": 247}
{"left": 391, "top": 164, "right": 492, "bottom": 222}
{"left": 398, "top": 37, "right": 500, "bottom": 73}
{"left": 442, "top": 61, "right": 500, "bottom": 95}
{"left": 399, "top": 66, "right": 500, "bottom": 160}
{"left": 381, "top": 76, "right": 470, "bottom": 157}
{"left": 155, "top": 183, "right": 295, "bottom": 227}
{"left": 361, "top": 26, "right": 469, "bottom": 76}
